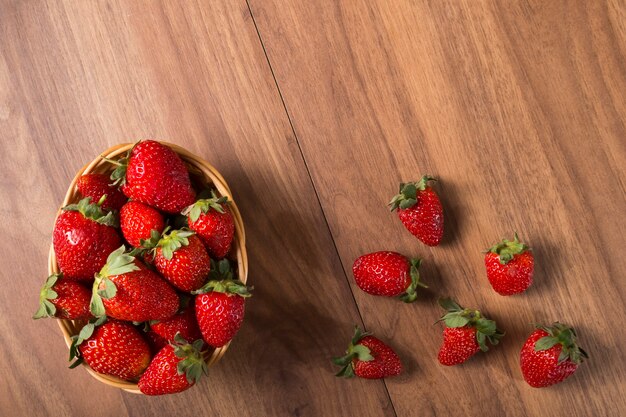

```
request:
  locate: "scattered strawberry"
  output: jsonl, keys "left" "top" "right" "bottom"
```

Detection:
{"left": 150, "top": 228, "right": 211, "bottom": 292}
{"left": 120, "top": 201, "right": 165, "bottom": 247}
{"left": 437, "top": 298, "right": 504, "bottom": 366}
{"left": 33, "top": 273, "right": 92, "bottom": 320}
{"left": 352, "top": 251, "right": 427, "bottom": 302}
{"left": 485, "top": 233, "right": 534, "bottom": 295}
{"left": 76, "top": 173, "right": 127, "bottom": 211}
{"left": 182, "top": 191, "right": 235, "bottom": 259}
{"left": 53, "top": 197, "right": 121, "bottom": 281}
{"left": 389, "top": 176, "right": 444, "bottom": 246}
{"left": 70, "top": 318, "right": 151, "bottom": 380}
{"left": 520, "top": 323, "right": 588, "bottom": 388}
{"left": 193, "top": 259, "right": 252, "bottom": 347}
{"left": 151, "top": 303, "right": 202, "bottom": 343}
{"left": 90, "top": 246, "right": 179, "bottom": 322}
{"left": 111, "top": 140, "right": 196, "bottom": 214}
{"left": 138, "top": 334, "right": 208, "bottom": 395}
{"left": 333, "top": 326, "right": 402, "bottom": 379}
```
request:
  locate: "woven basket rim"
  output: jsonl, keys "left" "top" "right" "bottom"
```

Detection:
{"left": 48, "top": 142, "right": 248, "bottom": 394}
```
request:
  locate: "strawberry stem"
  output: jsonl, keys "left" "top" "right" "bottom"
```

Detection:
{"left": 388, "top": 175, "right": 437, "bottom": 211}
{"left": 63, "top": 197, "right": 119, "bottom": 227}
{"left": 33, "top": 273, "right": 61, "bottom": 319}
{"left": 400, "top": 258, "right": 428, "bottom": 303}
{"left": 486, "top": 232, "right": 530, "bottom": 264}
{"left": 533, "top": 322, "right": 588, "bottom": 364}
{"left": 332, "top": 326, "right": 374, "bottom": 378}
{"left": 182, "top": 190, "right": 229, "bottom": 222}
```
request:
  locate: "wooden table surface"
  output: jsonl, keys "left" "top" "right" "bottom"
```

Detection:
{"left": 1, "top": 1, "right": 624, "bottom": 416}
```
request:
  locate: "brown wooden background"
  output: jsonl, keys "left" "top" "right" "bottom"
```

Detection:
{"left": 1, "top": 1, "right": 624, "bottom": 416}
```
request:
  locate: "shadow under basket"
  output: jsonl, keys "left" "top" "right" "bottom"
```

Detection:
{"left": 47, "top": 142, "right": 249, "bottom": 394}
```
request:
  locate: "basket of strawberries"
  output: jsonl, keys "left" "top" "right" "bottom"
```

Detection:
{"left": 35, "top": 140, "right": 250, "bottom": 395}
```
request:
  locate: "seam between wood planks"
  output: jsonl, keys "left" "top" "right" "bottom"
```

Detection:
{"left": 244, "top": 2, "right": 399, "bottom": 416}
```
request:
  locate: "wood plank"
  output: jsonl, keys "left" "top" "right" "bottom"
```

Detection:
{"left": 248, "top": 0, "right": 626, "bottom": 416}
{"left": 0, "top": 1, "right": 394, "bottom": 416}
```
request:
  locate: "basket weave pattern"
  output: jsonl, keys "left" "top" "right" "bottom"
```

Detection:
{"left": 47, "top": 142, "right": 248, "bottom": 394}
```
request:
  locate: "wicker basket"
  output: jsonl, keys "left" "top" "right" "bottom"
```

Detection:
{"left": 47, "top": 142, "right": 248, "bottom": 394}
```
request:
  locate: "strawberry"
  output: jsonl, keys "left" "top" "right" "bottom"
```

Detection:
{"left": 520, "top": 323, "right": 588, "bottom": 388}
{"left": 485, "top": 233, "right": 534, "bottom": 295}
{"left": 111, "top": 140, "right": 195, "bottom": 214}
{"left": 76, "top": 173, "right": 127, "bottom": 211}
{"left": 138, "top": 334, "right": 208, "bottom": 395}
{"left": 389, "top": 176, "right": 444, "bottom": 246}
{"left": 151, "top": 303, "right": 202, "bottom": 343}
{"left": 33, "top": 273, "right": 92, "bottom": 320}
{"left": 193, "top": 259, "right": 252, "bottom": 347}
{"left": 90, "top": 246, "right": 179, "bottom": 322}
{"left": 352, "top": 251, "right": 427, "bottom": 302}
{"left": 437, "top": 298, "right": 504, "bottom": 366}
{"left": 120, "top": 201, "right": 165, "bottom": 247}
{"left": 182, "top": 191, "right": 235, "bottom": 259}
{"left": 53, "top": 197, "right": 121, "bottom": 282}
{"left": 333, "top": 326, "right": 402, "bottom": 379}
{"left": 150, "top": 229, "right": 211, "bottom": 292}
{"left": 70, "top": 318, "right": 151, "bottom": 380}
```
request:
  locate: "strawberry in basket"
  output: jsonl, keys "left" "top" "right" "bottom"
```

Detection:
{"left": 53, "top": 197, "right": 122, "bottom": 282}
{"left": 110, "top": 140, "right": 196, "bottom": 214}
{"left": 183, "top": 191, "right": 235, "bottom": 259}
{"left": 90, "top": 246, "right": 179, "bottom": 322}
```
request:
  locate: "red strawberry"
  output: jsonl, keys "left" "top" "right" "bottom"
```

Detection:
{"left": 352, "top": 251, "right": 427, "bottom": 302}
{"left": 520, "top": 323, "right": 588, "bottom": 388}
{"left": 485, "top": 233, "right": 534, "bottom": 295}
{"left": 120, "top": 201, "right": 165, "bottom": 247}
{"left": 70, "top": 319, "right": 151, "bottom": 380}
{"left": 76, "top": 173, "right": 127, "bottom": 211}
{"left": 33, "top": 273, "right": 92, "bottom": 320}
{"left": 389, "top": 176, "right": 444, "bottom": 246}
{"left": 438, "top": 327, "right": 480, "bottom": 366}
{"left": 111, "top": 140, "right": 195, "bottom": 214}
{"left": 437, "top": 298, "right": 504, "bottom": 366}
{"left": 182, "top": 192, "right": 235, "bottom": 259}
{"left": 151, "top": 303, "right": 202, "bottom": 343}
{"left": 90, "top": 246, "right": 179, "bottom": 322}
{"left": 193, "top": 259, "right": 251, "bottom": 347}
{"left": 333, "top": 326, "right": 402, "bottom": 379}
{"left": 138, "top": 334, "right": 208, "bottom": 395}
{"left": 151, "top": 229, "right": 211, "bottom": 292}
{"left": 53, "top": 197, "right": 122, "bottom": 282}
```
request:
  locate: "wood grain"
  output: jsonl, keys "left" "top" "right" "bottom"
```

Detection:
{"left": 0, "top": 1, "right": 393, "bottom": 416}
{"left": 248, "top": 0, "right": 626, "bottom": 416}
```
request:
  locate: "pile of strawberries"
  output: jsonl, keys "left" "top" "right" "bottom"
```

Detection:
{"left": 334, "top": 176, "right": 588, "bottom": 388}
{"left": 34, "top": 140, "right": 251, "bottom": 395}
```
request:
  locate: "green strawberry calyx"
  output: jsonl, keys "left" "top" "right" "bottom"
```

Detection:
{"left": 533, "top": 322, "right": 589, "bottom": 364}
{"left": 90, "top": 246, "right": 139, "bottom": 317}
{"left": 149, "top": 227, "right": 195, "bottom": 260}
{"left": 388, "top": 175, "right": 437, "bottom": 211}
{"left": 63, "top": 196, "right": 118, "bottom": 227}
{"left": 192, "top": 259, "right": 253, "bottom": 297}
{"left": 486, "top": 232, "right": 530, "bottom": 265}
{"left": 332, "top": 326, "right": 374, "bottom": 378}
{"left": 399, "top": 258, "right": 428, "bottom": 303}
{"left": 172, "top": 333, "right": 209, "bottom": 384}
{"left": 106, "top": 141, "right": 142, "bottom": 187}
{"left": 68, "top": 315, "right": 107, "bottom": 368}
{"left": 33, "top": 273, "right": 61, "bottom": 319}
{"left": 181, "top": 191, "right": 229, "bottom": 222}
{"left": 437, "top": 297, "right": 505, "bottom": 352}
